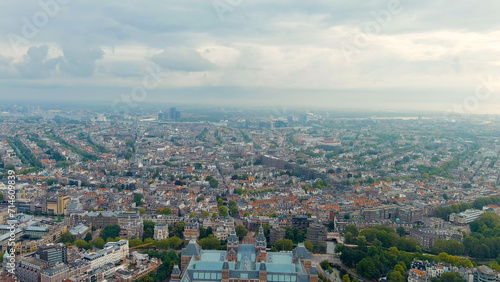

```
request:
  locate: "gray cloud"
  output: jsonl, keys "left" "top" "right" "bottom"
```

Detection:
{"left": 14, "top": 45, "right": 58, "bottom": 79}
{"left": 152, "top": 48, "right": 214, "bottom": 72}
{"left": 0, "top": 54, "right": 12, "bottom": 66}
{"left": 0, "top": 0, "right": 499, "bottom": 112}
{"left": 58, "top": 45, "right": 104, "bottom": 77}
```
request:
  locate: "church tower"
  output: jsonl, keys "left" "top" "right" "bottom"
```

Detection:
{"left": 255, "top": 225, "right": 267, "bottom": 262}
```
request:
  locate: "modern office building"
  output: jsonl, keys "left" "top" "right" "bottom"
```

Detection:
{"left": 396, "top": 207, "right": 424, "bottom": 223}
{"left": 36, "top": 243, "right": 68, "bottom": 267}
{"left": 170, "top": 107, "right": 181, "bottom": 120}
{"left": 64, "top": 198, "right": 83, "bottom": 215}
{"left": 82, "top": 240, "right": 129, "bottom": 270}
{"left": 306, "top": 223, "right": 327, "bottom": 246}
{"left": 474, "top": 265, "right": 498, "bottom": 282}
{"left": 362, "top": 205, "right": 397, "bottom": 221}
{"left": 259, "top": 155, "right": 285, "bottom": 170}
{"left": 45, "top": 195, "right": 70, "bottom": 215}
{"left": 291, "top": 216, "right": 310, "bottom": 230}
{"left": 449, "top": 209, "right": 484, "bottom": 225}
{"left": 269, "top": 227, "right": 286, "bottom": 246}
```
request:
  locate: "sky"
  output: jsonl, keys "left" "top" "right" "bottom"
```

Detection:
{"left": 1, "top": 0, "right": 500, "bottom": 113}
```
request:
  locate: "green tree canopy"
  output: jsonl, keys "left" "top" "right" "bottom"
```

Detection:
{"left": 84, "top": 232, "right": 92, "bottom": 242}
{"left": 275, "top": 239, "right": 294, "bottom": 251}
{"left": 94, "top": 237, "right": 105, "bottom": 249}
{"left": 218, "top": 206, "right": 229, "bottom": 217}
{"left": 60, "top": 231, "right": 76, "bottom": 244}
{"left": 198, "top": 235, "right": 222, "bottom": 250}
{"left": 75, "top": 239, "right": 92, "bottom": 250}
{"left": 100, "top": 225, "right": 121, "bottom": 241}
{"left": 235, "top": 225, "right": 247, "bottom": 240}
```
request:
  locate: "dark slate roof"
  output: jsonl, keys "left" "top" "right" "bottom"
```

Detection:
{"left": 293, "top": 244, "right": 312, "bottom": 260}
{"left": 309, "top": 266, "right": 318, "bottom": 275}
{"left": 256, "top": 226, "right": 266, "bottom": 246}
{"left": 172, "top": 265, "right": 181, "bottom": 275}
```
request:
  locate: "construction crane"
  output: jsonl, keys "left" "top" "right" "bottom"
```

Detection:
{"left": 122, "top": 242, "right": 153, "bottom": 265}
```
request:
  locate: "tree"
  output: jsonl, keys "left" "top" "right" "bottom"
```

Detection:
{"left": 84, "top": 232, "right": 92, "bottom": 242}
{"left": 156, "top": 207, "right": 172, "bottom": 215}
{"left": 396, "top": 227, "right": 406, "bottom": 237}
{"left": 320, "top": 260, "right": 330, "bottom": 271}
{"left": 143, "top": 220, "right": 155, "bottom": 240}
{"left": 230, "top": 205, "right": 238, "bottom": 217}
{"left": 342, "top": 274, "right": 350, "bottom": 282}
{"left": 75, "top": 239, "right": 91, "bottom": 250}
{"left": 345, "top": 232, "right": 355, "bottom": 244}
{"left": 328, "top": 221, "right": 335, "bottom": 231}
{"left": 357, "top": 258, "right": 379, "bottom": 279}
{"left": 60, "top": 231, "right": 76, "bottom": 244}
{"left": 356, "top": 236, "right": 368, "bottom": 252}
{"left": 218, "top": 206, "right": 229, "bottom": 217}
{"left": 168, "top": 236, "right": 183, "bottom": 249}
{"left": 431, "top": 239, "right": 465, "bottom": 256}
{"left": 304, "top": 240, "right": 314, "bottom": 252}
{"left": 124, "top": 151, "right": 133, "bottom": 159}
{"left": 133, "top": 193, "right": 143, "bottom": 206}
{"left": 100, "top": 225, "right": 121, "bottom": 241}
{"left": 345, "top": 224, "right": 359, "bottom": 237}
{"left": 94, "top": 237, "right": 105, "bottom": 249}
{"left": 173, "top": 222, "right": 186, "bottom": 238}
{"left": 189, "top": 212, "right": 197, "bottom": 218}
{"left": 198, "top": 235, "right": 222, "bottom": 250}
{"left": 388, "top": 270, "right": 405, "bottom": 282}
{"left": 129, "top": 238, "right": 143, "bottom": 248}
{"left": 235, "top": 225, "right": 248, "bottom": 240}
{"left": 201, "top": 211, "right": 210, "bottom": 218}
{"left": 139, "top": 275, "right": 154, "bottom": 282}
{"left": 138, "top": 207, "right": 146, "bottom": 215}
{"left": 209, "top": 178, "right": 219, "bottom": 188}
{"left": 5, "top": 163, "right": 15, "bottom": 170}
{"left": 432, "top": 272, "right": 463, "bottom": 282}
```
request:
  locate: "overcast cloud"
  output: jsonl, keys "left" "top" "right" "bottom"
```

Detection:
{"left": 1, "top": 0, "right": 499, "bottom": 112}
